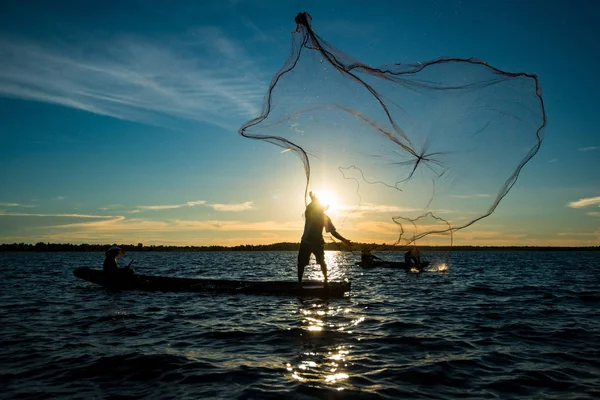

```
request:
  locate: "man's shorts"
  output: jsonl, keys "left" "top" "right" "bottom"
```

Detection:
{"left": 298, "top": 241, "right": 326, "bottom": 267}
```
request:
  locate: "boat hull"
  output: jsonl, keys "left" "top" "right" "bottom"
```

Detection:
{"left": 73, "top": 267, "right": 350, "bottom": 298}
{"left": 357, "top": 261, "right": 430, "bottom": 270}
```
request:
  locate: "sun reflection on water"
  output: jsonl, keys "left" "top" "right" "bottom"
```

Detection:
{"left": 286, "top": 295, "right": 366, "bottom": 389}
{"left": 429, "top": 262, "right": 448, "bottom": 272}
{"left": 325, "top": 372, "right": 350, "bottom": 383}
{"left": 302, "top": 251, "right": 350, "bottom": 282}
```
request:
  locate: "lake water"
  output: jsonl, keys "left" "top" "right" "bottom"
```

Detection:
{"left": 1, "top": 250, "right": 599, "bottom": 399}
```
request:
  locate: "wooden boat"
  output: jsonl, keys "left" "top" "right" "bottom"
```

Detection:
{"left": 357, "top": 260, "right": 430, "bottom": 270}
{"left": 73, "top": 267, "right": 350, "bottom": 298}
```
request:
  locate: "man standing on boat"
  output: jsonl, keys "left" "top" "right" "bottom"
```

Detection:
{"left": 298, "top": 192, "right": 351, "bottom": 284}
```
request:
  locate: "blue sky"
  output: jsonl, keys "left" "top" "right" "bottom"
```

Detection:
{"left": 0, "top": 0, "right": 598, "bottom": 246}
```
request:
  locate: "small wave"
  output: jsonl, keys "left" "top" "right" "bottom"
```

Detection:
{"left": 95, "top": 313, "right": 144, "bottom": 322}
{"left": 579, "top": 294, "right": 600, "bottom": 303}
{"left": 66, "top": 353, "right": 215, "bottom": 382}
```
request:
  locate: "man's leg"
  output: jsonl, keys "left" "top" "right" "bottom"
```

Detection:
{"left": 298, "top": 265, "right": 305, "bottom": 283}
{"left": 315, "top": 245, "right": 328, "bottom": 283}
{"left": 297, "top": 242, "right": 310, "bottom": 283}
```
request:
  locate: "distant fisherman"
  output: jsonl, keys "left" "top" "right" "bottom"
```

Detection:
{"left": 298, "top": 192, "right": 351, "bottom": 284}
{"left": 361, "top": 247, "right": 383, "bottom": 267}
{"left": 103, "top": 245, "right": 135, "bottom": 279}
{"left": 404, "top": 246, "right": 422, "bottom": 268}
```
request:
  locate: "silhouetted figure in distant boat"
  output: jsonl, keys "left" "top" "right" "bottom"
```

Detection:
{"left": 298, "top": 192, "right": 351, "bottom": 284}
{"left": 404, "top": 246, "right": 422, "bottom": 268}
{"left": 361, "top": 247, "right": 383, "bottom": 267}
{"left": 103, "top": 245, "right": 135, "bottom": 280}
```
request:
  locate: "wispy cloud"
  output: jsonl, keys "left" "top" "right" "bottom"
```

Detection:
{"left": 548, "top": 158, "right": 558, "bottom": 163}
{"left": 0, "top": 202, "right": 36, "bottom": 208}
{"left": 454, "top": 230, "right": 525, "bottom": 240}
{"left": 206, "top": 201, "right": 254, "bottom": 212}
{"left": 98, "top": 204, "right": 124, "bottom": 211}
{"left": 558, "top": 229, "right": 599, "bottom": 236}
{"left": 130, "top": 200, "right": 254, "bottom": 213}
{"left": 0, "top": 31, "right": 267, "bottom": 130}
{"left": 0, "top": 203, "right": 20, "bottom": 207}
{"left": 578, "top": 146, "right": 599, "bottom": 152}
{"left": 567, "top": 196, "right": 600, "bottom": 209}
{"left": 48, "top": 217, "right": 299, "bottom": 232}
{"left": 339, "top": 203, "right": 419, "bottom": 213}
{"left": 130, "top": 200, "right": 207, "bottom": 213}
{"left": 0, "top": 212, "right": 118, "bottom": 218}
{"left": 587, "top": 212, "right": 600, "bottom": 217}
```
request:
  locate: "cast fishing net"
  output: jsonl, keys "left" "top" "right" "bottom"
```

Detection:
{"left": 240, "top": 12, "right": 546, "bottom": 249}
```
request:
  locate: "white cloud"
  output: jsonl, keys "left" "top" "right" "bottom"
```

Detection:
{"left": 186, "top": 200, "right": 207, "bottom": 206}
{"left": 206, "top": 201, "right": 254, "bottom": 212}
{"left": 0, "top": 31, "right": 267, "bottom": 130}
{"left": 0, "top": 212, "right": 118, "bottom": 218}
{"left": 454, "top": 230, "right": 525, "bottom": 240}
{"left": 130, "top": 200, "right": 207, "bottom": 213}
{"left": 587, "top": 212, "right": 600, "bottom": 217}
{"left": 578, "top": 146, "right": 599, "bottom": 152}
{"left": 567, "top": 196, "right": 600, "bottom": 209}
{"left": 0, "top": 203, "right": 20, "bottom": 207}
{"left": 0, "top": 202, "right": 36, "bottom": 208}
{"left": 129, "top": 200, "right": 254, "bottom": 213}
{"left": 338, "top": 203, "right": 419, "bottom": 213}
{"left": 48, "top": 217, "right": 299, "bottom": 232}
{"left": 558, "top": 230, "right": 599, "bottom": 236}
{"left": 98, "top": 204, "right": 124, "bottom": 211}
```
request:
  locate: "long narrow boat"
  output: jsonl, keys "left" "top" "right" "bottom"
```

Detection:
{"left": 357, "top": 260, "right": 430, "bottom": 270}
{"left": 73, "top": 267, "right": 350, "bottom": 298}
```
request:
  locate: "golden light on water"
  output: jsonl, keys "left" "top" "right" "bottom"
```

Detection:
{"left": 303, "top": 251, "right": 348, "bottom": 282}
{"left": 429, "top": 262, "right": 448, "bottom": 272}
{"left": 287, "top": 297, "right": 366, "bottom": 389}
{"left": 288, "top": 346, "right": 352, "bottom": 385}
{"left": 325, "top": 372, "right": 350, "bottom": 383}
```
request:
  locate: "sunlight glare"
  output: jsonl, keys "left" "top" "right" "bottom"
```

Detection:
{"left": 312, "top": 189, "right": 339, "bottom": 212}
{"left": 325, "top": 372, "right": 349, "bottom": 383}
{"left": 430, "top": 262, "right": 449, "bottom": 272}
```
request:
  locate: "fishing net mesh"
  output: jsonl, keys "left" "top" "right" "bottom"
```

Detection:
{"left": 240, "top": 12, "right": 546, "bottom": 249}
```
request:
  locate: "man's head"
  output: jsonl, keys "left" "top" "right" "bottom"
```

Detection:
{"left": 105, "top": 245, "right": 125, "bottom": 258}
{"left": 308, "top": 191, "right": 329, "bottom": 211}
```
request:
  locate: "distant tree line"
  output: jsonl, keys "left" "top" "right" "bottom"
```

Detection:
{"left": 0, "top": 242, "right": 598, "bottom": 252}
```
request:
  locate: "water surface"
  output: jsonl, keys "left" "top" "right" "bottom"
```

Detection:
{"left": 1, "top": 251, "right": 599, "bottom": 399}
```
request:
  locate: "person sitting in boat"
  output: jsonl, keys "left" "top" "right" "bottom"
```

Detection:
{"left": 298, "top": 191, "right": 351, "bottom": 284}
{"left": 404, "top": 246, "right": 421, "bottom": 268}
{"left": 103, "top": 245, "right": 134, "bottom": 279}
{"left": 361, "top": 247, "right": 383, "bottom": 267}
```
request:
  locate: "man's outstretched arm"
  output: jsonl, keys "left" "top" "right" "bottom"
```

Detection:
{"left": 331, "top": 230, "right": 351, "bottom": 246}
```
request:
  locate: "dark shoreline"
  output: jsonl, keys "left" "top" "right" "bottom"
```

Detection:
{"left": 1, "top": 242, "right": 598, "bottom": 252}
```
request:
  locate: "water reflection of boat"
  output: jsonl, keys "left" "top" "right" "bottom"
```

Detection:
{"left": 73, "top": 267, "right": 350, "bottom": 298}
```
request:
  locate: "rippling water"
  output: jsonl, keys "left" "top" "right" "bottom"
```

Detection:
{"left": 1, "top": 250, "right": 599, "bottom": 399}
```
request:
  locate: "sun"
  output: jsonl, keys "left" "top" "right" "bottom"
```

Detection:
{"left": 312, "top": 189, "right": 339, "bottom": 213}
